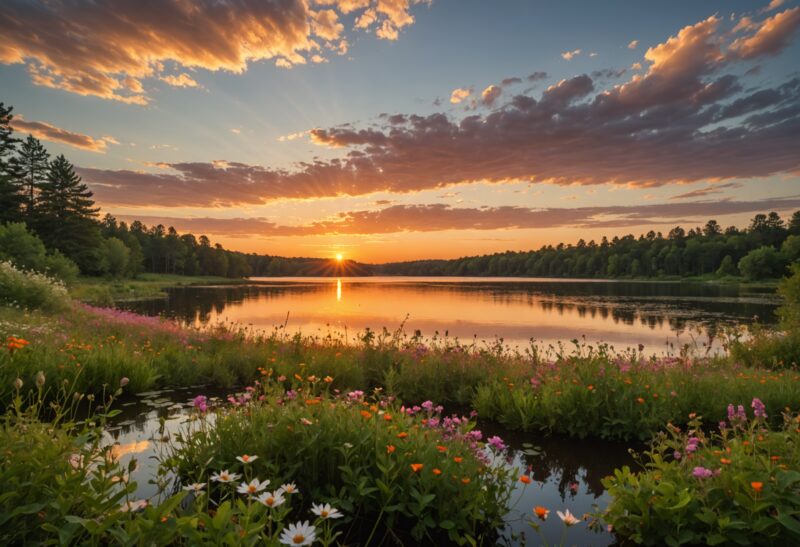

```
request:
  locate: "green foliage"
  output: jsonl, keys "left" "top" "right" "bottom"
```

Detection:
{"left": 738, "top": 246, "right": 786, "bottom": 281}
{"left": 779, "top": 264, "right": 800, "bottom": 329}
{"left": 101, "top": 236, "right": 131, "bottom": 277}
{"left": 0, "top": 222, "right": 79, "bottom": 282}
{"left": 167, "top": 381, "right": 514, "bottom": 545}
{"left": 601, "top": 408, "right": 800, "bottom": 546}
{"left": 0, "top": 260, "right": 71, "bottom": 312}
{"left": 716, "top": 255, "right": 738, "bottom": 277}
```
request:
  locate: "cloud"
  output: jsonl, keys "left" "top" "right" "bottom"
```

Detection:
{"left": 277, "top": 129, "right": 311, "bottom": 142}
{"left": 501, "top": 77, "right": 522, "bottom": 86}
{"left": 0, "top": 0, "right": 426, "bottom": 103}
{"left": 480, "top": 85, "right": 502, "bottom": 106}
{"left": 527, "top": 71, "right": 548, "bottom": 82}
{"left": 763, "top": 0, "right": 785, "bottom": 13}
{"left": 591, "top": 67, "right": 627, "bottom": 79}
{"left": 729, "top": 6, "right": 800, "bottom": 59}
{"left": 160, "top": 73, "right": 201, "bottom": 88}
{"left": 669, "top": 182, "right": 743, "bottom": 200}
{"left": 78, "top": 10, "right": 800, "bottom": 208}
{"left": 10, "top": 115, "right": 116, "bottom": 152}
{"left": 449, "top": 87, "right": 471, "bottom": 104}
{"left": 628, "top": 39, "right": 639, "bottom": 49}
{"left": 116, "top": 196, "right": 800, "bottom": 237}
{"left": 561, "top": 49, "right": 581, "bottom": 60}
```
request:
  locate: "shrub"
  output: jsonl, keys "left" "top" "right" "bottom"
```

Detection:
{"left": 0, "top": 260, "right": 70, "bottom": 312}
{"left": 0, "top": 222, "right": 79, "bottom": 283}
{"left": 165, "top": 380, "right": 516, "bottom": 545}
{"left": 601, "top": 401, "right": 800, "bottom": 546}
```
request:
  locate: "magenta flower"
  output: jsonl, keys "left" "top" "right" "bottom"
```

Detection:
{"left": 692, "top": 466, "right": 713, "bottom": 479}
{"left": 487, "top": 435, "right": 506, "bottom": 451}
{"left": 193, "top": 395, "right": 208, "bottom": 413}
{"left": 751, "top": 398, "right": 767, "bottom": 419}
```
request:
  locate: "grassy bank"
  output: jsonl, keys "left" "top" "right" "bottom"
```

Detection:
{"left": 68, "top": 273, "right": 250, "bottom": 304}
{"left": 2, "top": 302, "right": 799, "bottom": 442}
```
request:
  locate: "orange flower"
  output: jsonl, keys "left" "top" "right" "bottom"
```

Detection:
{"left": 720, "top": 458, "right": 732, "bottom": 465}
{"left": 294, "top": 374, "right": 303, "bottom": 381}
{"left": 453, "top": 457, "right": 463, "bottom": 464}
{"left": 432, "top": 468, "right": 442, "bottom": 475}
{"left": 519, "top": 475, "right": 532, "bottom": 484}
{"left": 397, "top": 432, "right": 408, "bottom": 439}
{"left": 410, "top": 463, "right": 423, "bottom": 473}
{"left": 533, "top": 506, "right": 550, "bottom": 520}
{"left": 324, "top": 376, "right": 333, "bottom": 383}
{"left": 436, "top": 445, "right": 447, "bottom": 453}
{"left": 587, "top": 385, "right": 594, "bottom": 391}
{"left": 383, "top": 413, "right": 393, "bottom": 421}
{"left": 751, "top": 481, "right": 763, "bottom": 493}
{"left": 771, "top": 456, "right": 781, "bottom": 461}
{"left": 305, "top": 399, "right": 321, "bottom": 405}
{"left": 386, "top": 444, "right": 396, "bottom": 454}
{"left": 360, "top": 410, "right": 372, "bottom": 419}
{"left": 461, "top": 478, "right": 471, "bottom": 485}
{"left": 636, "top": 397, "right": 645, "bottom": 404}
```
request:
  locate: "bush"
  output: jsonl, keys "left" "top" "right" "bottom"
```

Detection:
{"left": 166, "top": 380, "right": 515, "bottom": 545}
{"left": 738, "top": 246, "right": 786, "bottom": 281}
{"left": 0, "top": 222, "right": 79, "bottom": 283}
{"left": 601, "top": 401, "right": 800, "bottom": 546}
{"left": 0, "top": 260, "right": 70, "bottom": 312}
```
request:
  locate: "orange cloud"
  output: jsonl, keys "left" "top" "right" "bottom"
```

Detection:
{"left": 450, "top": 87, "right": 472, "bottom": 104}
{"left": 0, "top": 0, "right": 426, "bottom": 103}
{"left": 729, "top": 7, "right": 800, "bottom": 59}
{"left": 160, "top": 73, "right": 201, "bottom": 88}
{"left": 480, "top": 85, "right": 502, "bottom": 106}
{"left": 561, "top": 49, "right": 581, "bottom": 60}
{"left": 11, "top": 115, "right": 115, "bottom": 152}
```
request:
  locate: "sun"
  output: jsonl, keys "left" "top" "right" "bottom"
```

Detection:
{"left": 335, "top": 253, "right": 343, "bottom": 262}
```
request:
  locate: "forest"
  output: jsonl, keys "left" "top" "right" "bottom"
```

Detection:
{"left": 2, "top": 101, "right": 799, "bottom": 282}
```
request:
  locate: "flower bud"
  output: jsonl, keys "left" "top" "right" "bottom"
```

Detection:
{"left": 13, "top": 378, "right": 23, "bottom": 390}
{"left": 36, "top": 371, "right": 46, "bottom": 389}
{"left": 120, "top": 377, "right": 130, "bottom": 388}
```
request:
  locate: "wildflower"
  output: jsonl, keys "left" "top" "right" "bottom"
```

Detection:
{"left": 211, "top": 470, "right": 241, "bottom": 483}
{"left": 35, "top": 371, "right": 45, "bottom": 389}
{"left": 183, "top": 483, "right": 206, "bottom": 492}
{"left": 397, "top": 432, "right": 408, "bottom": 439}
{"left": 120, "top": 377, "right": 130, "bottom": 388}
{"left": 386, "top": 444, "right": 396, "bottom": 454}
{"left": 324, "top": 376, "right": 333, "bottom": 383}
{"left": 461, "top": 477, "right": 471, "bottom": 485}
{"left": 720, "top": 458, "right": 732, "bottom": 465}
{"left": 686, "top": 437, "right": 701, "bottom": 454}
{"left": 692, "top": 467, "right": 713, "bottom": 479}
{"left": 236, "top": 454, "right": 259, "bottom": 464}
{"left": 636, "top": 397, "right": 645, "bottom": 404}
{"left": 569, "top": 482, "right": 579, "bottom": 493}
{"left": 436, "top": 445, "right": 447, "bottom": 453}
{"left": 237, "top": 478, "right": 269, "bottom": 496}
{"left": 453, "top": 457, "right": 463, "bottom": 463}
{"left": 192, "top": 395, "right": 208, "bottom": 413}
{"left": 258, "top": 490, "right": 286, "bottom": 508}
{"left": 751, "top": 398, "right": 767, "bottom": 419}
{"left": 534, "top": 506, "right": 549, "bottom": 520}
{"left": 311, "top": 503, "right": 343, "bottom": 519}
{"left": 410, "top": 463, "right": 424, "bottom": 473}
{"left": 519, "top": 475, "right": 532, "bottom": 484}
{"left": 13, "top": 378, "right": 22, "bottom": 391}
{"left": 432, "top": 468, "right": 442, "bottom": 475}
{"left": 557, "top": 509, "right": 580, "bottom": 526}
{"left": 487, "top": 435, "right": 506, "bottom": 451}
{"left": 673, "top": 450, "right": 682, "bottom": 460}
{"left": 120, "top": 499, "right": 148, "bottom": 512}
{"left": 279, "top": 482, "right": 298, "bottom": 495}
{"left": 360, "top": 410, "right": 372, "bottom": 419}
{"left": 751, "top": 481, "right": 763, "bottom": 493}
{"left": 383, "top": 413, "right": 392, "bottom": 421}
{"left": 279, "top": 520, "right": 316, "bottom": 546}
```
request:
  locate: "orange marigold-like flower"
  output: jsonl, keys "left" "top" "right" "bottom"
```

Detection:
{"left": 533, "top": 506, "right": 549, "bottom": 520}
{"left": 360, "top": 410, "right": 372, "bottom": 419}
{"left": 397, "top": 432, "right": 408, "bottom": 439}
{"left": 432, "top": 468, "right": 442, "bottom": 475}
{"left": 410, "top": 463, "right": 423, "bottom": 473}
{"left": 386, "top": 444, "right": 396, "bottom": 454}
{"left": 436, "top": 445, "right": 447, "bottom": 453}
{"left": 453, "top": 457, "right": 463, "bottom": 463}
{"left": 519, "top": 475, "right": 532, "bottom": 484}
{"left": 751, "top": 481, "right": 763, "bottom": 493}
{"left": 461, "top": 478, "right": 470, "bottom": 485}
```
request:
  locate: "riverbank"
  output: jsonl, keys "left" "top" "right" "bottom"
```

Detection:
{"left": 68, "top": 273, "right": 250, "bottom": 304}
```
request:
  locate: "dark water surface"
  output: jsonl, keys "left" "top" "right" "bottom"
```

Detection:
{"left": 124, "top": 277, "right": 779, "bottom": 353}
{"left": 108, "top": 387, "right": 634, "bottom": 546}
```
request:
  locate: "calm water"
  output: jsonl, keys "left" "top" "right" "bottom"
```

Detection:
{"left": 108, "top": 387, "right": 633, "bottom": 546}
{"left": 125, "top": 277, "right": 779, "bottom": 353}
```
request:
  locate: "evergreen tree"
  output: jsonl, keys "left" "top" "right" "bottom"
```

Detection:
{"left": 37, "top": 154, "right": 102, "bottom": 272}
{"left": 17, "top": 134, "right": 50, "bottom": 215}
{"left": 0, "top": 102, "right": 25, "bottom": 223}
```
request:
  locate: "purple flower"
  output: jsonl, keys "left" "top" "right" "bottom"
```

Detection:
{"left": 421, "top": 400, "right": 434, "bottom": 412}
{"left": 686, "top": 437, "right": 700, "bottom": 453}
{"left": 192, "top": 395, "right": 208, "bottom": 413}
{"left": 284, "top": 389, "right": 297, "bottom": 401}
{"left": 692, "top": 466, "right": 713, "bottom": 479}
{"left": 751, "top": 398, "right": 767, "bottom": 419}
{"left": 487, "top": 435, "right": 506, "bottom": 451}
{"left": 673, "top": 450, "right": 682, "bottom": 460}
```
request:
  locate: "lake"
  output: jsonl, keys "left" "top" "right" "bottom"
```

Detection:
{"left": 125, "top": 277, "right": 780, "bottom": 354}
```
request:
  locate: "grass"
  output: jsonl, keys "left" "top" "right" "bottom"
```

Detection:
{"left": 68, "top": 273, "right": 249, "bottom": 305}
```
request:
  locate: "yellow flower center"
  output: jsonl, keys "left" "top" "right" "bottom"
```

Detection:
{"left": 248, "top": 485, "right": 256, "bottom": 493}
{"left": 266, "top": 498, "right": 274, "bottom": 506}
{"left": 293, "top": 534, "right": 305, "bottom": 544}
{"left": 321, "top": 510, "right": 329, "bottom": 517}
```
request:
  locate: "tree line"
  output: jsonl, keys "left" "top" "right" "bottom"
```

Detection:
{"left": 2, "top": 101, "right": 799, "bottom": 282}
{"left": 376, "top": 214, "right": 800, "bottom": 281}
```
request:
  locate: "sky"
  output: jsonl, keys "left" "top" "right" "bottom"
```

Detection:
{"left": 1, "top": 0, "right": 799, "bottom": 263}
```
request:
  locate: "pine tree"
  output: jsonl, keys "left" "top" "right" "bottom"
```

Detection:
{"left": 37, "top": 154, "right": 102, "bottom": 272}
{"left": 17, "top": 134, "right": 50, "bottom": 215}
{"left": 0, "top": 102, "right": 25, "bottom": 223}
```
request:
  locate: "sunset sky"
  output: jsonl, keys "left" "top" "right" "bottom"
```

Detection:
{"left": 1, "top": 0, "right": 799, "bottom": 262}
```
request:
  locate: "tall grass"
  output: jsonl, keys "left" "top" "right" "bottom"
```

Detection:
{"left": 0, "top": 260, "right": 71, "bottom": 312}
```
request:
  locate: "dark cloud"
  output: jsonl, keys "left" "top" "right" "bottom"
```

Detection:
{"left": 669, "top": 182, "right": 743, "bottom": 200}
{"left": 119, "top": 197, "right": 800, "bottom": 237}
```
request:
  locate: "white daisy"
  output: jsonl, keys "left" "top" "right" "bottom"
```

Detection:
{"left": 279, "top": 482, "right": 299, "bottom": 495}
{"left": 311, "top": 502, "right": 343, "bottom": 520}
{"left": 237, "top": 478, "right": 269, "bottom": 496}
{"left": 279, "top": 520, "right": 316, "bottom": 546}
{"left": 210, "top": 470, "right": 241, "bottom": 483}
{"left": 182, "top": 482, "right": 205, "bottom": 492}
{"left": 236, "top": 454, "right": 259, "bottom": 464}
{"left": 557, "top": 509, "right": 580, "bottom": 526}
{"left": 257, "top": 490, "right": 286, "bottom": 508}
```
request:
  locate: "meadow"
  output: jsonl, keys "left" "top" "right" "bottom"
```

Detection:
{"left": 1, "top": 261, "right": 800, "bottom": 544}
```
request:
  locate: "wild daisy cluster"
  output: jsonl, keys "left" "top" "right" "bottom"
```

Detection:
{"left": 206, "top": 454, "right": 343, "bottom": 546}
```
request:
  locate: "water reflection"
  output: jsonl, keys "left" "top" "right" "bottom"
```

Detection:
{"left": 123, "top": 277, "right": 779, "bottom": 353}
